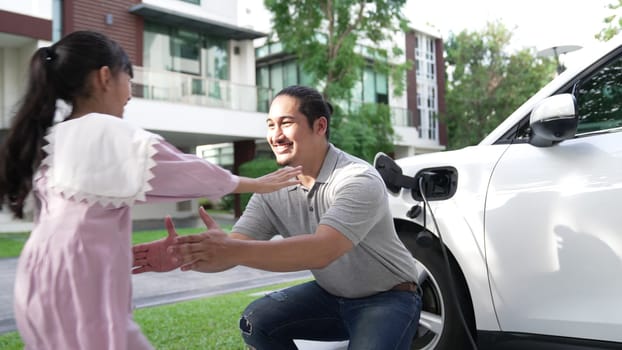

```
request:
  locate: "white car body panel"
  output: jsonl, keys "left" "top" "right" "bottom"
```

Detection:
{"left": 389, "top": 145, "right": 511, "bottom": 331}
{"left": 486, "top": 133, "right": 622, "bottom": 341}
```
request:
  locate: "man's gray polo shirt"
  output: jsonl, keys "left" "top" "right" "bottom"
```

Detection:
{"left": 233, "top": 144, "right": 418, "bottom": 298}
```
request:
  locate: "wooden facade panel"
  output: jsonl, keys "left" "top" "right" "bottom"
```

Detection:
{"left": 64, "top": 0, "right": 143, "bottom": 65}
{"left": 0, "top": 9, "right": 52, "bottom": 41}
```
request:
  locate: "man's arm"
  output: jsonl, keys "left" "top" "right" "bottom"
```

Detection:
{"left": 169, "top": 207, "right": 353, "bottom": 273}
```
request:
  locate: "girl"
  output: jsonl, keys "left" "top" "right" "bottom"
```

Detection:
{"left": 0, "top": 30, "right": 299, "bottom": 350}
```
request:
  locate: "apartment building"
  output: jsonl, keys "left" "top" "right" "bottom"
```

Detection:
{"left": 0, "top": 0, "right": 446, "bottom": 227}
{"left": 253, "top": 25, "right": 447, "bottom": 159}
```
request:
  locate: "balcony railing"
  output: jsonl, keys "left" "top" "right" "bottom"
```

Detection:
{"left": 131, "top": 67, "right": 273, "bottom": 113}
{"left": 127, "top": 67, "right": 436, "bottom": 141}
{"left": 390, "top": 106, "right": 414, "bottom": 127}
{"left": 339, "top": 100, "right": 414, "bottom": 127}
{"left": 336, "top": 101, "right": 443, "bottom": 142}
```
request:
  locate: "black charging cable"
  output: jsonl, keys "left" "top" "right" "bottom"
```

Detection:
{"left": 419, "top": 175, "right": 478, "bottom": 350}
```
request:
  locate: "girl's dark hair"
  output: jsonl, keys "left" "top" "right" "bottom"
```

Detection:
{"left": 0, "top": 30, "right": 132, "bottom": 218}
{"left": 274, "top": 85, "right": 332, "bottom": 139}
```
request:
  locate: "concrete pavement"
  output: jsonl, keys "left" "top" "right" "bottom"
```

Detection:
{"left": 0, "top": 256, "right": 312, "bottom": 334}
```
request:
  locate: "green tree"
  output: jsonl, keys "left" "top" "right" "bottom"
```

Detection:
{"left": 264, "top": 0, "right": 409, "bottom": 160}
{"left": 264, "top": 0, "right": 409, "bottom": 101}
{"left": 443, "top": 21, "right": 557, "bottom": 149}
{"left": 596, "top": 0, "right": 622, "bottom": 41}
{"left": 331, "top": 103, "right": 394, "bottom": 162}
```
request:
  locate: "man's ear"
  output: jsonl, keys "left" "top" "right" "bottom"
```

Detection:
{"left": 315, "top": 116, "right": 328, "bottom": 136}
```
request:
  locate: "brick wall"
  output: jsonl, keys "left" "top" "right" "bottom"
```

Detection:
{"left": 435, "top": 38, "right": 447, "bottom": 146}
{"left": 63, "top": 0, "right": 143, "bottom": 65}
{"left": 405, "top": 30, "right": 419, "bottom": 129}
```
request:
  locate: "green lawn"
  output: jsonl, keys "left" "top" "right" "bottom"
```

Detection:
{"left": 0, "top": 223, "right": 233, "bottom": 259}
{"left": 0, "top": 233, "right": 28, "bottom": 258}
{"left": 0, "top": 278, "right": 310, "bottom": 350}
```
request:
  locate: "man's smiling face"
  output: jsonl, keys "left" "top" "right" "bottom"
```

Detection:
{"left": 266, "top": 94, "right": 319, "bottom": 167}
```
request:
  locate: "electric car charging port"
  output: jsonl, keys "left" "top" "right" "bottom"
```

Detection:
{"left": 412, "top": 167, "right": 458, "bottom": 202}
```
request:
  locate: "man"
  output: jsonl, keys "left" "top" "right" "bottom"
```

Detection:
{"left": 133, "top": 85, "right": 422, "bottom": 350}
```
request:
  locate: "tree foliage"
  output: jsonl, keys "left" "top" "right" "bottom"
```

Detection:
{"left": 331, "top": 103, "right": 395, "bottom": 163}
{"left": 264, "top": 0, "right": 409, "bottom": 101}
{"left": 596, "top": 0, "right": 622, "bottom": 41}
{"left": 263, "top": 0, "right": 410, "bottom": 161}
{"left": 443, "top": 22, "right": 557, "bottom": 149}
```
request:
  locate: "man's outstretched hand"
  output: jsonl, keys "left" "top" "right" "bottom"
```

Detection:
{"left": 132, "top": 216, "right": 182, "bottom": 274}
{"left": 168, "top": 207, "right": 238, "bottom": 273}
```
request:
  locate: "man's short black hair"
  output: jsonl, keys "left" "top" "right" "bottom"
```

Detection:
{"left": 274, "top": 85, "right": 332, "bottom": 139}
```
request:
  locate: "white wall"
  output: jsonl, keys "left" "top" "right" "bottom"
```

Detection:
{"left": 142, "top": 0, "right": 238, "bottom": 26}
{"left": 229, "top": 39, "right": 256, "bottom": 86}
{"left": 124, "top": 98, "right": 267, "bottom": 139}
{"left": 0, "top": 40, "right": 50, "bottom": 129}
{"left": 0, "top": 0, "right": 51, "bottom": 19}
{"left": 237, "top": 0, "right": 271, "bottom": 32}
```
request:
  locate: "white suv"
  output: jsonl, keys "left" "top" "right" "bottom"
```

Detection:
{"left": 374, "top": 35, "right": 622, "bottom": 349}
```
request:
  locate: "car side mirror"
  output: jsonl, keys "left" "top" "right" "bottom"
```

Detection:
{"left": 529, "top": 93, "right": 578, "bottom": 147}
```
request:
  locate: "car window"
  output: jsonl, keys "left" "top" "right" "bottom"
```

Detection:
{"left": 496, "top": 51, "right": 622, "bottom": 145}
{"left": 575, "top": 54, "right": 622, "bottom": 134}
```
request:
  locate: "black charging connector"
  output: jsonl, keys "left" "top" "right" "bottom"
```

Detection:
{"left": 412, "top": 168, "right": 457, "bottom": 202}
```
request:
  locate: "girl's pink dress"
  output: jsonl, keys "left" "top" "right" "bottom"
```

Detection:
{"left": 13, "top": 114, "right": 239, "bottom": 349}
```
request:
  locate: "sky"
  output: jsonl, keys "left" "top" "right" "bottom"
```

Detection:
{"left": 404, "top": 0, "right": 615, "bottom": 61}
{"left": 240, "top": 0, "right": 617, "bottom": 65}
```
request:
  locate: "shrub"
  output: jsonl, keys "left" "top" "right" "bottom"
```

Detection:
{"left": 238, "top": 157, "right": 280, "bottom": 211}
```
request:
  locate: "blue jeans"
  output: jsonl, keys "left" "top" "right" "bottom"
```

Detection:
{"left": 239, "top": 281, "right": 422, "bottom": 350}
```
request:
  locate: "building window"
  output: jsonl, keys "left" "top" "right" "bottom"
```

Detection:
{"left": 256, "top": 57, "right": 387, "bottom": 112}
{"left": 205, "top": 37, "right": 229, "bottom": 80}
{"left": 144, "top": 22, "right": 229, "bottom": 81}
{"left": 269, "top": 64, "right": 284, "bottom": 93}
{"left": 52, "top": 0, "right": 63, "bottom": 42}
{"left": 171, "top": 29, "right": 201, "bottom": 75}
{"left": 198, "top": 143, "right": 234, "bottom": 168}
{"left": 283, "top": 61, "right": 298, "bottom": 88}
{"left": 417, "top": 82, "right": 438, "bottom": 141}
{"left": 257, "top": 66, "right": 271, "bottom": 112}
{"left": 415, "top": 33, "right": 439, "bottom": 141}
{"left": 257, "top": 59, "right": 316, "bottom": 92}
{"left": 415, "top": 34, "right": 436, "bottom": 81}
{"left": 255, "top": 42, "right": 285, "bottom": 59}
{"left": 350, "top": 67, "right": 388, "bottom": 105}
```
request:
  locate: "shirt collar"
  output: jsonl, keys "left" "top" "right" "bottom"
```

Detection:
{"left": 315, "top": 143, "right": 340, "bottom": 184}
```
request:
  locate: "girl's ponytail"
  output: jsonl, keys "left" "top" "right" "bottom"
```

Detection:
{"left": 0, "top": 46, "right": 58, "bottom": 218}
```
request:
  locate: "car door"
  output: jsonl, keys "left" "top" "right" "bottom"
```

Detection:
{"left": 483, "top": 50, "right": 622, "bottom": 342}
